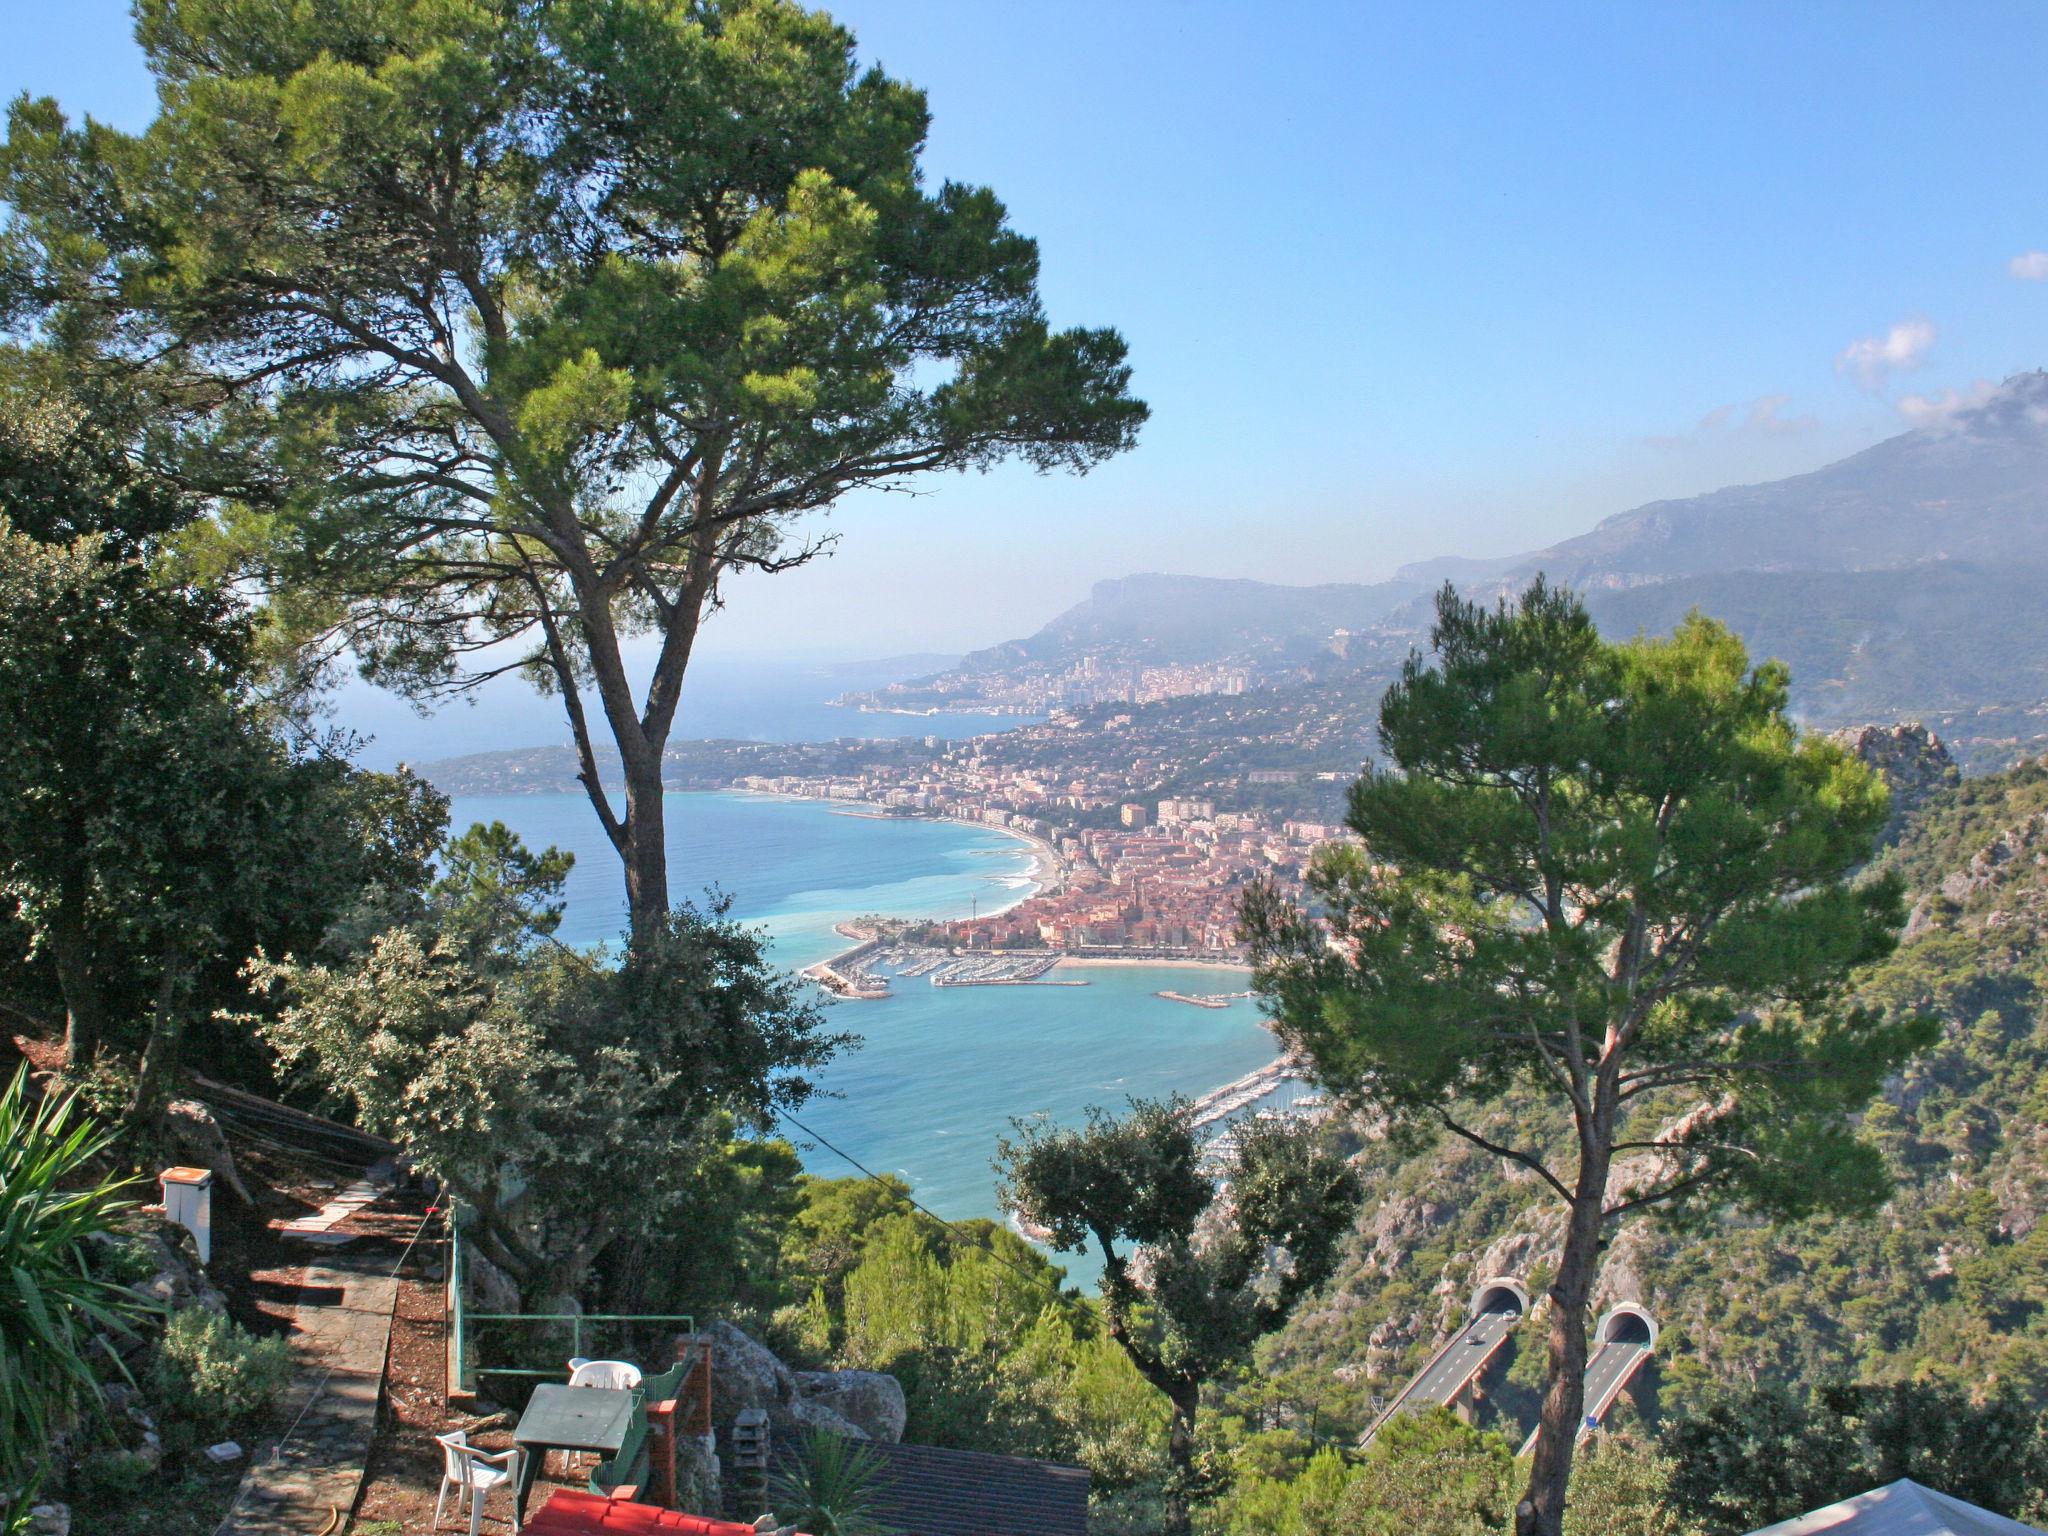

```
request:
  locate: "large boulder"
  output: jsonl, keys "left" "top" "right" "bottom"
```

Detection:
{"left": 97, "top": 1220, "right": 228, "bottom": 1321}
{"left": 166, "top": 1100, "right": 252, "bottom": 1204}
{"left": 1827, "top": 721, "right": 1959, "bottom": 842}
{"left": 702, "top": 1321, "right": 872, "bottom": 1442}
{"left": 675, "top": 1432, "right": 720, "bottom": 1514}
{"left": 463, "top": 1249, "right": 522, "bottom": 1315}
{"left": 795, "top": 1370, "right": 907, "bottom": 1444}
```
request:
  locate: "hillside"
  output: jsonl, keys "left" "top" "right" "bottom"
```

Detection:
{"left": 1579, "top": 562, "right": 2048, "bottom": 764}
{"left": 1503, "top": 371, "right": 2048, "bottom": 588}
{"left": 954, "top": 574, "right": 1420, "bottom": 670}
{"left": 837, "top": 573, "right": 1426, "bottom": 716}
{"left": 1265, "top": 738, "right": 2048, "bottom": 1443}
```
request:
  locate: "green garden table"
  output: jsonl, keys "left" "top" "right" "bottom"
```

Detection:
{"left": 513, "top": 1383, "right": 638, "bottom": 1518}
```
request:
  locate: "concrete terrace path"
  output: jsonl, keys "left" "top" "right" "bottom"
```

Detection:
{"left": 216, "top": 1255, "right": 398, "bottom": 1536}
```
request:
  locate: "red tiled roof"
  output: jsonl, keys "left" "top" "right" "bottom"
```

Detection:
{"left": 524, "top": 1489, "right": 763, "bottom": 1536}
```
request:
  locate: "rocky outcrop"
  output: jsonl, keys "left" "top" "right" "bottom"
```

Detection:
{"left": 794, "top": 1370, "right": 907, "bottom": 1443}
{"left": 1939, "top": 811, "right": 2048, "bottom": 909}
{"left": 1828, "top": 721, "right": 1959, "bottom": 842}
{"left": 92, "top": 1220, "right": 228, "bottom": 1328}
{"left": 166, "top": 1099, "right": 252, "bottom": 1204}
{"left": 702, "top": 1320, "right": 898, "bottom": 1444}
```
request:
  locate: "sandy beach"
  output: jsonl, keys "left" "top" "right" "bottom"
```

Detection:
{"left": 1054, "top": 955, "right": 1253, "bottom": 975}
{"left": 730, "top": 784, "right": 1068, "bottom": 913}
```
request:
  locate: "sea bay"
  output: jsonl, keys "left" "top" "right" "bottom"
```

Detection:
{"left": 447, "top": 790, "right": 1282, "bottom": 1243}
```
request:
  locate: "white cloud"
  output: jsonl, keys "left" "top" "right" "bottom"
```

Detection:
{"left": 2011, "top": 251, "right": 2048, "bottom": 281}
{"left": 1743, "top": 394, "right": 1817, "bottom": 436}
{"left": 1643, "top": 393, "right": 1816, "bottom": 451}
{"left": 1896, "top": 378, "right": 1997, "bottom": 428}
{"left": 1836, "top": 317, "right": 1936, "bottom": 392}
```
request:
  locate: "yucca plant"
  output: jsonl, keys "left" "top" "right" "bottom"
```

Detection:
{"left": 0, "top": 1065, "right": 152, "bottom": 1513}
{"left": 767, "top": 1428, "right": 898, "bottom": 1536}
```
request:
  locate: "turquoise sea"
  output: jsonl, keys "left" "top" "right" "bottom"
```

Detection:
{"left": 449, "top": 791, "right": 1281, "bottom": 1259}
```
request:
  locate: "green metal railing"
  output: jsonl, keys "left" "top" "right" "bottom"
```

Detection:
{"left": 445, "top": 1216, "right": 694, "bottom": 1399}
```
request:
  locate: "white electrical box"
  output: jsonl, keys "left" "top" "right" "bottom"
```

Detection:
{"left": 159, "top": 1166, "right": 213, "bottom": 1265}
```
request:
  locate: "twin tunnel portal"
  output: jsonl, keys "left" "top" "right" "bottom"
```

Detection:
{"left": 1361, "top": 1278, "right": 1661, "bottom": 1453}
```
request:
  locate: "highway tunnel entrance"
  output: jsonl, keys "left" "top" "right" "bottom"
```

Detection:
{"left": 1470, "top": 1277, "right": 1531, "bottom": 1320}
{"left": 1595, "top": 1303, "right": 1658, "bottom": 1348}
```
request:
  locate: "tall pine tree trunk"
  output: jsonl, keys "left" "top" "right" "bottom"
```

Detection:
{"left": 1517, "top": 1155, "right": 1609, "bottom": 1536}
{"left": 619, "top": 751, "right": 670, "bottom": 948}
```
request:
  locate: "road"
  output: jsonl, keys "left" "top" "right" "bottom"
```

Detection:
{"left": 1582, "top": 1336, "right": 1654, "bottom": 1425}
{"left": 1517, "top": 1335, "right": 1656, "bottom": 1455}
{"left": 1365, "top": 1295, "right": 1524, "bottom": 1444}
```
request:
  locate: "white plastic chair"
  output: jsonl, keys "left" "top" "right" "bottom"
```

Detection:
{"left": 433, "top": 1429, "right": 525, "bottom": 1536}
{"left": 567, "top": 1359, "right": 641, "bottom": 1391}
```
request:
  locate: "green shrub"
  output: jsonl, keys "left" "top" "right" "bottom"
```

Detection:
{"left": 72, "top": 1446, "right": 155, "bottom": 1503}
{"left": 90, "top": 1232, "right": 164, "bottom": 1287}
{"left": 769, "top": 1428, "right": 897, "bottom": 1536}
{"left": 0, "top": 1066, "right": 150, "bottom": 1510}
{"left": 150, "top": 1310, "right": 294, "bottom": 1425}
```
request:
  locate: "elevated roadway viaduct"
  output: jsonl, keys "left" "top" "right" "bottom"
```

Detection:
{"left": 1362, "top": 1278, "right": 1530, "bottom": 1447}
{"left": 1518, "top": 1303, "right": 1660, "bottom": 1455}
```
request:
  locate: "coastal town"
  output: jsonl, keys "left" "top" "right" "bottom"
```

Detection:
{"left": 733, "top": 747, "right": 1354, "bottom": 964}
{"left": 839, "top": 654, "right": 1259, "bottom": 716}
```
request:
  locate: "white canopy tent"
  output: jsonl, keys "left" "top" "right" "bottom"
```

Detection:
{"left": 1748, "top": 1480, "right": 2046, "bottom": 1536}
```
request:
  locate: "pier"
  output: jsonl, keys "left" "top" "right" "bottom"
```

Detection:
{"left": 934, "top": 976, "right": 1089, "bottom": 988}
{"left": 1185, "top": 1056, "right": 1311, "bottom": 1134}
{"left": 803, "top": 935, "right": 890, "bottom": 999}
{"left": 1155, "top": 989, "right": 1254, "bottom": 1009}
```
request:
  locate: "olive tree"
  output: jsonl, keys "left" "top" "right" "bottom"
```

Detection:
{"left": 253, "top": 833, "right": 847, "bottom": 1304}
{"left": 998, "top": 1099, "right": 1359, "bottom": 1536}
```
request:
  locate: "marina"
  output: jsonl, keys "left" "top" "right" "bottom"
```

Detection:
{"left": 806, "top": 940, "right": 1104, "bottom": 997}
{"left": 1186, "top": 1055, "right": 1312, "bottom": 1135}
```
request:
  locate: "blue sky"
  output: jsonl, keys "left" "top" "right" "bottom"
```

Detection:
{"left": 8, "top": 1, "right": 2048, "bottom": 661}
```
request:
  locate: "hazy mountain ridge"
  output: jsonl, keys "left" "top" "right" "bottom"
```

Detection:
{"left": 955, "top": 573, "right": 1423, "bottom": 670}
{"left": 1496, "top": 371, "right": 2048, "bottom": 588}
{"left": 850, "top": 372, "right": 2048, "bottom": 765}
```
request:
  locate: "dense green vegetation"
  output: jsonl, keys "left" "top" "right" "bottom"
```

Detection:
{"left": 777, "top": 1182, "right": 1167, "bottom": 1487}
{"left": 1664, "top": 1380, "right": 2048, "bottom": 1532}
{"left": 0, "top": 1068, "right": 149, "bottom": 1527}
{"left": 1245, "top": 580, "right": 1923, "bottom": 1536}
{"left": 1000, "top": 1101, "right": 1361, "bottom": 1535}
{"left": 254, "top": 825, "right": 846, "bottom": 1307}
{"left": 1232, "top": 742, "right": 2048, "bottom": 1530}
{"left": 0, "top": 397, "right": 445, "bottom": 1102}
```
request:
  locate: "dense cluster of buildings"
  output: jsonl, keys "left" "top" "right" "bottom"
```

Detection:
{"left": 847, "top": 657, "right": 1254, "bottom": 715}
{"left": 731, "top": 748, "right": 1352, "bottom": 958}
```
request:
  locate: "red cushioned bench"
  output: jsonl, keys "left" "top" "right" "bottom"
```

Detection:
{"left": 523, "top": 1488, "right": 769, "bottom": 1536}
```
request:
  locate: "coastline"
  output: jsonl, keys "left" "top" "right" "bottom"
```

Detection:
{"left": 724, "top": 784, "right": 1069, "bottom": 915}
{"left": 734, "top": 792, "right": 1267, "bottom": 993}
